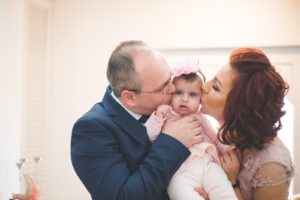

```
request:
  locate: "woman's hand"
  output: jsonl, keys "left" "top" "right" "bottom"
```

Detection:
{"left": 219, "top": 149, "right": 242, "bottom": 183}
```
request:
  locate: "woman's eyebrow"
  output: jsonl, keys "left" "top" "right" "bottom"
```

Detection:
{"left": 215, "top": 77, "right": 223, "bottom": 88}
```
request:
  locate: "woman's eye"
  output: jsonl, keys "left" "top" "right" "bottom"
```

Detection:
{"left": 212, "top": 84, "right": 219, "bottom": 91}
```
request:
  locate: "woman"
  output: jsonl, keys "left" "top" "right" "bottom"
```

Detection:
{"left": 200, "top": 48, "right": 294, "bottom": 200}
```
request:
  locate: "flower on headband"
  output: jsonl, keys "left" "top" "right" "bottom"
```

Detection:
{"left": 171, "top": 59, "right": 199, "bottom": 77}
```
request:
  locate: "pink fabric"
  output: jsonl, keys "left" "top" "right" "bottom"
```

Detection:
{"left": 145, "top": 105, "right": 234, "bottom": 168}
{"left": 171, "top": 60, "right": 199, "bottom": 77}
{"left": 145, "top": 106, "right": 238, "bottom": 199}
{"left": 167, "top": 154, "right": 237, "bottom": 200}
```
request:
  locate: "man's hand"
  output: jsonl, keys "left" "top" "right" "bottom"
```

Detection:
{"left": 162, "top": 115, "right": 203, "bottom": 147}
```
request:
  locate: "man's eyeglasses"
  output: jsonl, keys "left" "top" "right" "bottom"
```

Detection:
{"left": 128, "top": 74, "right": 174, "bottom": 95}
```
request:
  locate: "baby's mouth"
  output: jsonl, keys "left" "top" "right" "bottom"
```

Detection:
{"left": 179, "top": 105, "right": 189, "bottom": 111}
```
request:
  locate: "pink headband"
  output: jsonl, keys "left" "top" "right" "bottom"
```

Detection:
{"left": 171, "top": 60, "right": 203, "bottom": 78}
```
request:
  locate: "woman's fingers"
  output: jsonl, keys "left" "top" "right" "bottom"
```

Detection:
{"left": 235, "top": 148, "right": 242, "bottom": 162}
{"left": 219, "top": 150, "right": 241, "bottom": 183}
{"left": 228, "top": 149, "right": 239, "bottom": 163}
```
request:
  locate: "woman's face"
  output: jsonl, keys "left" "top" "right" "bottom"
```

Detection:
{"left": 200, "top": 64, "right": 237, "bottom": 124}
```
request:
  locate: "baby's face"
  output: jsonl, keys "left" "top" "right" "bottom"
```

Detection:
{"left": 171, "top": 78, "right": 202, "bottom": 115}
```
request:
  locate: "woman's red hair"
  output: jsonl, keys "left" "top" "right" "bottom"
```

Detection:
{"left": 218, "top": 48, "right": 289, "bottom": 150}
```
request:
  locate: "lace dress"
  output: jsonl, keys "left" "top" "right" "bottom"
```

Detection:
{"left": 238, "top": 139, "right": 294, "bottom": 200}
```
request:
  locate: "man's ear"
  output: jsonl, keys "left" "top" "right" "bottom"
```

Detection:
{"left": 120, "top": 90, "right": 137, "bottom": 107}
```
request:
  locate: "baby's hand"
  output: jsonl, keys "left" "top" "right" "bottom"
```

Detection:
{"left": 194, "top": 187, "right": 209, "bottom": 200}
{"left": 155, "top": 105, "right": 171, "bottom": 118}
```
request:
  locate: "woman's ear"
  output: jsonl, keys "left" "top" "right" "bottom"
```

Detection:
{"left": 120, "top": 90, "right": 137, "bottom": 107}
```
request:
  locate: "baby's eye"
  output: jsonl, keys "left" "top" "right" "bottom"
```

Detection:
{"left": 189, "top": 92, "right": 199, "bottom": 97}
{"left": 212, "top": 84, "right": 219, "bottom": 91}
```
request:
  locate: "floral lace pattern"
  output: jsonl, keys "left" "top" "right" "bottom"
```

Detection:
{"left": 251, "top": 163, "right": 294, "bottom": 188}
{"left": 238, "top": 139, "right": 294, "bottom": 200}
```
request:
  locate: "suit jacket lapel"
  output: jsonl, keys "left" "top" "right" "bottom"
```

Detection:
{"left": 102, "top": 87, "right": 150, "bottom": 147}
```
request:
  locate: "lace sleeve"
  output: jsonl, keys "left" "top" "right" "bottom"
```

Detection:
{"left": 251, "top": 162, "right": 294, "bottom": 188}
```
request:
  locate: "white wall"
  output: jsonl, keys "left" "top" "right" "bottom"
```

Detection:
{"left": 0, "top": 0, "right": 24, "bottom": 199}
{"left": 48, "top": 0, "right": 300, "bottom": 199}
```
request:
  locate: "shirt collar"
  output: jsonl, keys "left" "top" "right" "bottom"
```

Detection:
{"left": 111, "top": 91, "right": 141, "bottom": 120}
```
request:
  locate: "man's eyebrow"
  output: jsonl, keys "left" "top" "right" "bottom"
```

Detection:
{"left": 162, "top": 77, "right": 171, "bottom": 87}
{"left": 215, "top": 77, "right": 223, "bottom": 88}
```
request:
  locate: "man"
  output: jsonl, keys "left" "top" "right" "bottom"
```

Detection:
{"left": 71, "top": 40, "right": 203, "bottom": 200}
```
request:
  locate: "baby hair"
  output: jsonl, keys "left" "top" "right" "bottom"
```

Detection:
{"left": 173, "top": 70, "right": 206, "bottom": 84}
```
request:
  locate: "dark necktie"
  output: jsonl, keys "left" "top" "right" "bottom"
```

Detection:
{"left": 138, "top": 115, "right": 149, "bottom": 124}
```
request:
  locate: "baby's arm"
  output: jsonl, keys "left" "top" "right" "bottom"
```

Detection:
{"left": 196, "top": 113, "right": 218, "bottom": 143}
{"left": 197, "top": 113, "right": 235, "bottom": 154}
{"left": 144, "top": 105, "right": 172, "bottom": 142}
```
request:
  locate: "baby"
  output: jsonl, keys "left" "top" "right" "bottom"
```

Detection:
{"left": 144, "top": 62, "right": 237, "bottom": 200}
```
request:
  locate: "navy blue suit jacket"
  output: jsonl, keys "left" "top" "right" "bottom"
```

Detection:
{"left": 71, "top": 87, "right": 190, "bottom": 200}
